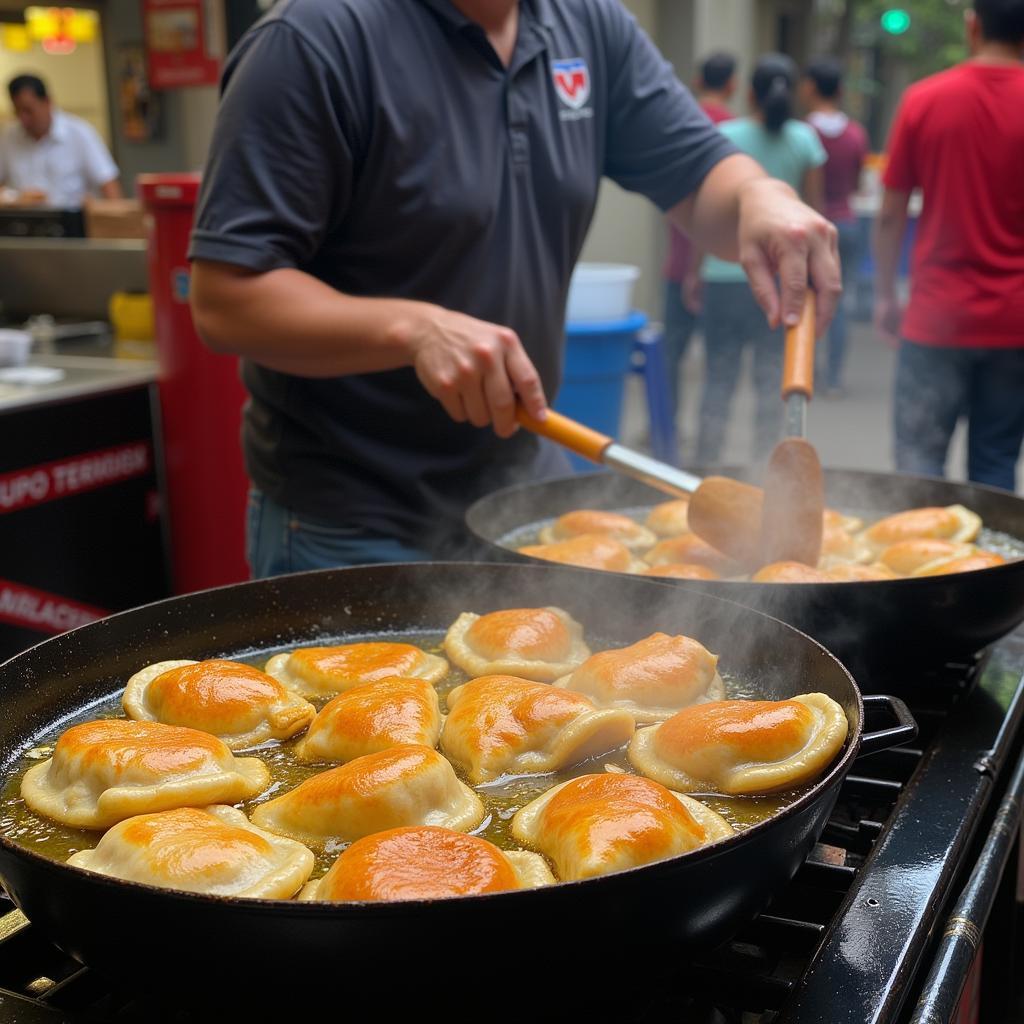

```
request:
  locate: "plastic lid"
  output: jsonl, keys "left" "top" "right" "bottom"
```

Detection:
{"left": 137, "top": 173, "right": 201, "bottom": 208}
{"left": 565, "top": 311, "right": 648, "bottom": 337}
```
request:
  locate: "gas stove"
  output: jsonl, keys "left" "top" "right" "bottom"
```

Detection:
{"left": 2, "top": 632, "right": 1024, "bottom": 1023}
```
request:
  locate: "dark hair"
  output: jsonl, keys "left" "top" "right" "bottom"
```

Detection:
{"left": 805, "top": 57, "right": 843, "bottom": 100}
{"left": 700, "top": 51, "right": 737, "bottom": 91}
{"left": 8, "top": 75, "right": 48, "bottom": 102}
{"left": 752, "top": 53, "right": 797, "bottom": 133}
{"left": 974, "top": 0, "right": 1024, "bottom": 43}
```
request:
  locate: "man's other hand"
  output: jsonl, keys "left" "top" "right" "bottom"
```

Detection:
{"left": 736, "top": 178, "right": 841, "bottom": 336}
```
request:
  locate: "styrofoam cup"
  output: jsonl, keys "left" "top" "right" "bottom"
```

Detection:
{"left": 0, "top": 329, "right": 32, "bottom": 368}
{"left": 566, "top": 263, "right": 641, "bottom": 323}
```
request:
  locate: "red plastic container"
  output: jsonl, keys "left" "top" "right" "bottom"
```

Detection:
{"left": 138, "top": 173, "right": 249, "bottom": 594}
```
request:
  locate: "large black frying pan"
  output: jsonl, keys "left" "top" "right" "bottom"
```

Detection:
{"left": 466, "top": 469, "right": 1024, "bottom": 684}
{"left": 0, "top": 563, "right": 913, "bottom": 1006}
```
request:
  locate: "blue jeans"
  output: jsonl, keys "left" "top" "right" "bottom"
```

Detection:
{"left": 662, "top": 278, "right": 697, "bottom": 418}
{"left": 893, "top": 341, "right": 1024, "bottom": 491}
{"left": 822, "top": 219, "right": 862, "bottom": 391}
{"left": 696, "top": 281, "right": 784, "bottom": 464}
{"left": 246, "top": 489, "right": 431, "bottom": 578}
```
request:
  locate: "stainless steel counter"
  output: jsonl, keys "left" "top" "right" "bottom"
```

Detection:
{"left": 0, "top": 354, "right": 157, "bottom": 413}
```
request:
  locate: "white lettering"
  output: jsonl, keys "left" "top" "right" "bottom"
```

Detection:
{"left": 0, "top": 471, "right": 50, "bottom": 509}
{"left": 0, "top": 585, "right": 100, "bottom": 632}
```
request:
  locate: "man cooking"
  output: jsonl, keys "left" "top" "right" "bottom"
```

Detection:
{"left": 189, "top": 0, "right": 841, "bottom": 578}
{"left": 0, "top": 75, "right": 121, "bottom": 207}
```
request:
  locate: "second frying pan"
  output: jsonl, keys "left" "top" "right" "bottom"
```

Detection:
{"left": 465, "top": 469, "right": 1024, "bottom": 684}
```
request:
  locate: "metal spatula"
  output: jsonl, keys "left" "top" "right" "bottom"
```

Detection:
{"left": 760, "top": 294, "right": 825, "bottom": 566}
{"left": 516, "top": 405, "right": 765, "bottom": 568}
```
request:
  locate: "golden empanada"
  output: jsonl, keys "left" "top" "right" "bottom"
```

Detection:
{"left": 518, "top": 533, "right": 644, "bottom": 573}
{"left": 538, "top": 509, "right": 656, "bottom": 550}
{"left": 443, "top": 606, "right": 589, "bottom": 682}
{"left": 640, "top": 563, "right": 721, "bottom": 580}
{"left": 123, "top": 659, "right": 315, "bottom": 750}
{"left": 300, "top": 826, "right": 553, "bottom": 902}
{"left": 643, "top": 534, "right": 736, "bottom": 574}
{"left": 295, "top": 678, "right": 441, "bottom": 763}
{"left": 751, "top": 561, "right": 832, "bottom": 584}
{"left": 554, "top": 632, "right": 725, "bottom": 723}
{"left": 264, "top": 642, "right": 448, "bottom": 699}
{"left": 68, "top": 805, "right": 314, "bottom": 899}
{"left": 876, "top": 539, "right": 975, "bottom": 576}
{"left": 440, "top": 675, "right": 634, "bottom": 784}
{"left": 859, "top": 505, "right": 981, "bottom": 558}
{"left": 917, "top": 550, "right": 1007, "bottom": 576}
{"left": 250, "top": 744, "right": 483, "bottom": 844}
{"left": 628, "top": 694, "right": 848, "bottom": 795}
{"left": 21, "top": 720, "right": 269, "bottom": 829}
{"left": 827, "top": 563, "right": 899, "bottom": 582}
{"left": 511, "top": 773, "right": 733, "bottom": 880}
{"left": 644, "top": 499, "right": 691, "bottom": 538}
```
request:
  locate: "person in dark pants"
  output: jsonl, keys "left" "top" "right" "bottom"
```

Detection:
{"left": 692, "top": 54, "right": 826, "bottom": 465}
{"left": 662, "top": 51, "right": 736, "bottom": 421}
{"left": 189, "top": 0, "right": 841, "bottom": 577}
{"left": 875, "top": 0, "right": 1024, "bottom": 491}
{"left": 802, "top": 57, "right": 868, "bottom": 397}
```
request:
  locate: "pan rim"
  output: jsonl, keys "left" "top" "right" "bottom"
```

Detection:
{"left": 0, "top": 561, "right": 864, "bottom": 914}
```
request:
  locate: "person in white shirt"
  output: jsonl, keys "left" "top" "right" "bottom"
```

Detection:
{"left": 0, "top": 74, "right": 121, "bottom": 208}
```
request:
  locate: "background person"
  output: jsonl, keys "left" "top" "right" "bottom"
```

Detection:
{"left": 0, "top": 75, "right": 121, "bottom": 207}
{"left": 875, "top": 0, "right": 1024, "bottom": 491}
{"left": 802, "top": 56, "right": 868, "bottom": 397}
{"left": 691, "top": 53, "right": 827, "bottom": 465}
{"left": 661, "top": 50, "right": 736, "bottom": 428}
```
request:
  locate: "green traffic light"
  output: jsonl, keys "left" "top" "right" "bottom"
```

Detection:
{"left": 880, "top": 8, "right": 912, "bottom": 34}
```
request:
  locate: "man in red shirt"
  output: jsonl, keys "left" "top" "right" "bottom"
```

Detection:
{"left": 662, "top": 51, "right": 736, "bottom": 422}
{"left": 803, "top": 58, "right": 868, "bottom": 396}
{"left": 875, "top": 0, "right": 1024, "bottom": 490}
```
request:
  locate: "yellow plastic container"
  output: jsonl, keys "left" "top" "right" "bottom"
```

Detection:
{"left": 109, "top": 291, "right": 155, "bottom": 360}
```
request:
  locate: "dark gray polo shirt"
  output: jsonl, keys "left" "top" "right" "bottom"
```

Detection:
{"left": 189, "top": 0, "right": 736, "bottom": 551}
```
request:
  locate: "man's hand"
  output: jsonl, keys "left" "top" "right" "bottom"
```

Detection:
{"left": 669, "top": 156, "right": 842, "bottom": 337}
{"left": 736, "top": 177, "right": 841, "bottom": 335}
{"left": 874, "top": 294, "right": 902, "bottom": 349}
{"left": 404, "top": 306, "right": 547, "bottom": 439}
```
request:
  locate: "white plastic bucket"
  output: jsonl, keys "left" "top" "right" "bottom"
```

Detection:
{"left": 0, "top": 329, "right": 32, "bottom": 368}
{"left": 566, "top": 263, "right": 641, "bottom": 323}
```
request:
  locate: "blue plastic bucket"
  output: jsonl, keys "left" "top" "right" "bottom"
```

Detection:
{"left": 555, "top": 311, "right": 648, "bottom": 471}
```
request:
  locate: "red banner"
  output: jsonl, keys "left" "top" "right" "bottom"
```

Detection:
{"left": 0, "top": 579, "right": 108, "bottom": 635}
{"left": 144, "top": 0, "right": 223, "bottom": 90}
{"left": 0, "top": 442, "right": 151, "bottom": 516}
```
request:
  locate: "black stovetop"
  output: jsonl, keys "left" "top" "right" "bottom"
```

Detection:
{"left": 2, "top": 632, "right": 1024, "bottom": 1023}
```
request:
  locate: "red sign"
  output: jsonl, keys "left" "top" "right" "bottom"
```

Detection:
{"left": 0, "top": 442, "right": 151, "bottom": 515}
{"left": 144, "top": 0, "right": 223, "bottom": 90}
{"left": 0, "top": 578, "right": 108, "bottom": 635}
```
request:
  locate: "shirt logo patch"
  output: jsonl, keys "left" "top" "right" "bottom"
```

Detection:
{"left": 552, "top": 58, "right": 591, "bottom": 112}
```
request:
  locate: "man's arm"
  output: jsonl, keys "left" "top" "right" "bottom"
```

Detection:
{"left": 873, "top": 188, "right": 911, "bottom": 347}
{"left": 668, "top": 154, "right": 840, "bottom": 333}
{"left": 190, "top": 261, "right": 547, "bottom": 438}
{"left": 100, "top": 179, "right": 123, "bottom": 200}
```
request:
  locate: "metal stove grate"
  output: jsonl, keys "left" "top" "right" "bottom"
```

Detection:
{"left": 0, "top": 646, "right": 1021, "bottom": 1024}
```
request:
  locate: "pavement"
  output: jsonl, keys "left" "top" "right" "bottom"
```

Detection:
{"left": 619, "top": 318, "right": 1003, "bottom": 489}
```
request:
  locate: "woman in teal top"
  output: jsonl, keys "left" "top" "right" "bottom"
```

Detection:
{"left": 690, "top": 54, "right": 826, "bottom": 464}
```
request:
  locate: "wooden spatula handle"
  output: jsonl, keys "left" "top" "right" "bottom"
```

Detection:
{"left": 781, "top": 292, "right": 817, "bottom": 400}
{"left": 516, "top": 406, "right": 612, "bottom": 464}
